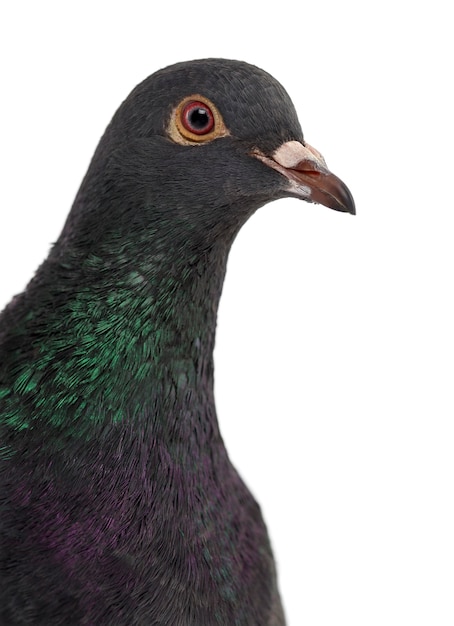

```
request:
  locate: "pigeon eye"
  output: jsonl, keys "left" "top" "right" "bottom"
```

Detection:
{"left": 169, "top": 94, "right": 229, "bottom": 145}
{"left": 181, "top": 101, "right": 214, "bottom": 135}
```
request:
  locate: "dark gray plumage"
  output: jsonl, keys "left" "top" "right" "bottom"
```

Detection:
{"left": 0, "top": 59, "right": 354, "bottom": 625}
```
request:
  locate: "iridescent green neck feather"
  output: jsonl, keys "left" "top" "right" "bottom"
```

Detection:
{"left": 0, "top": 221, "right": 231, "bottom": 442}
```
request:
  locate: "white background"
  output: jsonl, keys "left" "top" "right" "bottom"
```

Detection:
{"left": 0, "top": 2, "right": 453, "bottom": 624}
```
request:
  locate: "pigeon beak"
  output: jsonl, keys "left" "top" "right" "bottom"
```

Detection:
{"left": 252, "top": 140, "right": 355, "bottom": 214}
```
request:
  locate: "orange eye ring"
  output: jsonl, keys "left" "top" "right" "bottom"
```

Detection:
{"left": 169, "top": 94, "right": 229, "bottom": 145}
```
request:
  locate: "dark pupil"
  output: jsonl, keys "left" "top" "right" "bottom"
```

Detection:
{"left": 189, "top": 107, "right": 209, "bottom": 129}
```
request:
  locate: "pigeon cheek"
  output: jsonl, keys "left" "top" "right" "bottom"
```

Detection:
{"left": 251, "top": 140, "right": 356, "bottom": 214}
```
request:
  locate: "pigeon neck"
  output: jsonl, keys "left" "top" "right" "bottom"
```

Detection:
{"left": 9, "top": 232, "right": 233, "bottom": 445}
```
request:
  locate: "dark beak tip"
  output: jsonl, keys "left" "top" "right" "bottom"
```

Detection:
{"left": 345, "top": 187, "right": 356, "bottom": 215}
{"left": 324, "top": 183, "right": 356, "bottom": 215}
{"left": 334, "top": 179, "right": 356, "bottom": 215}
{"left": 345, "top": 195, "right": 356, "bottom": 215}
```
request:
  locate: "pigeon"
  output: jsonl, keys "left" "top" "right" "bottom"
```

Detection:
{"left": 0, "top": 59, "right": 354, "bottom": 625}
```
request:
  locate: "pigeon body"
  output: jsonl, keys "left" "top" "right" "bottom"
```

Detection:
{"left": 0, "top": 59, "right": 354, "bottom": 625}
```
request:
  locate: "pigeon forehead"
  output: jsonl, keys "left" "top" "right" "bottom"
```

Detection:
{"left": 124, "top": 59, "right": 304, "bottom": 149}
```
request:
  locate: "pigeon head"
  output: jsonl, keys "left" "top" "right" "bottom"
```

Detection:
{"left": 61, "top": 58, "right": 354, "bottom": 255}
